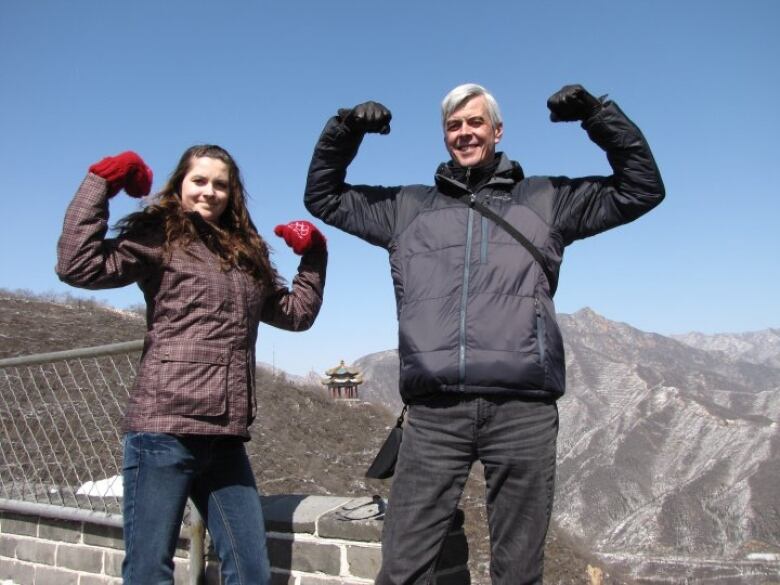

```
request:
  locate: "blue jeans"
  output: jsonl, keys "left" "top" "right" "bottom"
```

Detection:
{"left": 376, "top": 396, "right": 558, "bottom": 585}
{"left": 122, "top": 432, "right": 271, "bottom": 585}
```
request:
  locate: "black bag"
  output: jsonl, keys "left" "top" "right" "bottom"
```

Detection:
{"left": 365, "top": 406, "right": 407, "bottom": 479}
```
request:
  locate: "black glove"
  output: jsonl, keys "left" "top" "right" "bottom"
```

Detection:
{"left": 547, "top": 84, "right": 602, "bottom": 122}
{"left": 337, "top": 101, "right": 392, "bottom": 134}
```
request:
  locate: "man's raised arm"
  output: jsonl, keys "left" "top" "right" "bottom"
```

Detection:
{"left": 547, "top": 84, "right": 666, "bottom": 243}
{"left": 304, "top": 101, "right": 400, "bottom": 248}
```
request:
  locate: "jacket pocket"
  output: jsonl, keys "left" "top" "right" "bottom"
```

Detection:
{"left": 155, "top": 341, "right": 230, "bottom": 416}
{"left": 535, "top": 297, "right": 547, "bottom": 369}
{"left": 537, "top": 297, "right": 566, "bottom": 396}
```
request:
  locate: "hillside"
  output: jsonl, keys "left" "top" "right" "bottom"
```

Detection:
{"left": 0, "top": 290, "right": 618, "bottom": 585}
{"left": 0, "top": 290, "right": 146, "bottom": 358}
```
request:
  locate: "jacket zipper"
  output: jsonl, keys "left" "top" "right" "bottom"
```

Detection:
{"left": 458, "top": 170, "right": 474, "bottom": 389}
{"left": 535, "top": 296, "right": 546, "bottom": 367}
{"left": 480, "top": 216, "right": 488, "bottom": 263}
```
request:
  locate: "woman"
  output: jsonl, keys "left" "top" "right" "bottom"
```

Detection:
{"left": 56, "top": 146, "right": 327, "bottom": 585}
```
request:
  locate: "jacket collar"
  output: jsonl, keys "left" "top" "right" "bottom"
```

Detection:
{"left": 434, "top": 152, "right": 524, "bottom": 195}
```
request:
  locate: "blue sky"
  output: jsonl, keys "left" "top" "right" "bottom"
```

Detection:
{"left": 1, "top": 1, "right": 778, "bottom": 376}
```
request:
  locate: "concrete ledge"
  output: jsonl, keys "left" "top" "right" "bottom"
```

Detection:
{"left": 263, "top": 494, "right": 351, "bottom": 535}
{"left": 318, "top": 495, "right": 384, "bottom": 542}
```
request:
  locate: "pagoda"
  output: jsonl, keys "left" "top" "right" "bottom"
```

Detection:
{"left": 321, "top": 360, "right": 364, "bottom": 400}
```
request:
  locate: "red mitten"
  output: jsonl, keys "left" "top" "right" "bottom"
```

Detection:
{"left": 89, "top": 151, "right": 153, "bottom": 198}
{"left": 274, "top": 221, "right": 327, "bottom": 255}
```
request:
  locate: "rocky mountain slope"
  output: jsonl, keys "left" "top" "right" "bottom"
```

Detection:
{"left": 556, "top": 310, "right": 779, "bottom": 581}
{"left": 672, "top": 328, "right": 780, "bottom": 370}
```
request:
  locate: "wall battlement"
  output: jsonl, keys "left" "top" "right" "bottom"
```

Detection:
{"left": 0, "top": 494, "right": 469, "bottom": 585}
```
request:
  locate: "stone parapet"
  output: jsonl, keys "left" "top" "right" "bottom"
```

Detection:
{"left": 1, "top": 495, "right": 469, "bottom": 584}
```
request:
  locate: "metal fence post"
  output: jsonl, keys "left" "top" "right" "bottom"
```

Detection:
{"left": 189, "top": 501, "right": 206, "bottom": 585}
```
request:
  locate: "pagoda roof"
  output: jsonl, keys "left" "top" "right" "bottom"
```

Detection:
{"left": 324, "top": 360, "right": 362, "bottom": 376}
{"left": 321, "top": 360, "right": 364, "bottom": 386}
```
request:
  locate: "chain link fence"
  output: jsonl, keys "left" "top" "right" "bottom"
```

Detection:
{"left": 0, "top": 340, "right": 143, "bottom": 519}
{"left": 0, "top": 340, "right": 205, "bottom": 581}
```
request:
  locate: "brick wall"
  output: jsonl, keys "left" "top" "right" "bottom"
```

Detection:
{"left": 0, "top": 495, "right": 469, "bottom": 584}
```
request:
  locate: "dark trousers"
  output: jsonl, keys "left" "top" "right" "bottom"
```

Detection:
{"left": 376, "top": 396, "right": 558, "bottom": 585}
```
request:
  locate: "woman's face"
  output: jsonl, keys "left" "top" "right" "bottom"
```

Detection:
{"left": 180, "top": 156, "right": 230, "bottom": 224}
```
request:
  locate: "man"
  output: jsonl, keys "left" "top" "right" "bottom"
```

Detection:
{"left": 304, "top": 83, "right": 664, "bottom": 584}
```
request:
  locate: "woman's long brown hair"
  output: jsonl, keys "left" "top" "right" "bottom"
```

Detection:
{"left": 115, "top": 145, "right": 283, "bottom": 289}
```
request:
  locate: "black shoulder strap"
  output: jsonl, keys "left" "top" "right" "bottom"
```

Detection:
{"left": 459, "top": 194, "right": 557, "bottom": 294}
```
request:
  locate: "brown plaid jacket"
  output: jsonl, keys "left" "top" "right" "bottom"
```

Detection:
{"left": 56, "top": 173, "right": 326, "bottom": 438}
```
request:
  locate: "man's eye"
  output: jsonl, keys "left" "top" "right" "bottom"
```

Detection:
{"left": 446, "top": 122, "right": 461, "bottom": 132}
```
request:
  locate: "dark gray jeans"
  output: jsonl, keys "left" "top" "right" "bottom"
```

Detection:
{"left": 376, "top": 395, "right": 558, "bottom": 585}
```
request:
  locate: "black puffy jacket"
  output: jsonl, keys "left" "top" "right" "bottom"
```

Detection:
{"left": 305, "top": 100, "right": 664, "bottom": 404}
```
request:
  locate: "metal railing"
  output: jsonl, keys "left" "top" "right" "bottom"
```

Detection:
{"left": 0, "top": 340, "right": 204, "bottom": 581}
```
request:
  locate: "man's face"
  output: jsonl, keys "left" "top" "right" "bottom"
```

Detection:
{"left": 444, "top": 95, "right": 503, "bottom": 167}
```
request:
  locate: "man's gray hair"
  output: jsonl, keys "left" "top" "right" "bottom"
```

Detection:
{"left": 441, "top": 83, "right": 503, "bottom": 128}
